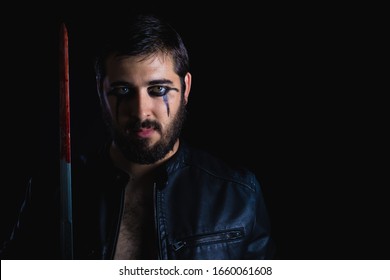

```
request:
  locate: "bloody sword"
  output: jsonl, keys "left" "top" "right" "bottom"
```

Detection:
{"left": 59, "top": 22, "right": 74, "bottom": 259}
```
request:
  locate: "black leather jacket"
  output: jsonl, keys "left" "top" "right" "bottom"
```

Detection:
{"left": 1, "top": 140, "right": 274, "bottom": 259}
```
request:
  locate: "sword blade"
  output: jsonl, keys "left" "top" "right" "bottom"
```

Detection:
{"left": 59, "top": 22, "right": 73, "bottom": 260}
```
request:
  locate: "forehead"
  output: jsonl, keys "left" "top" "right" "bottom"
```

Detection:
{"left": 103, "top": 53, "right": 181, "bottom": 89}
{"left": 105, "top": 52, "right": 175, "bottom": 77}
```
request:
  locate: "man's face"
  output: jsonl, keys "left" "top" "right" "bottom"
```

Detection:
{"left": 101, "top": 53, "right": 191, "bottom": 164}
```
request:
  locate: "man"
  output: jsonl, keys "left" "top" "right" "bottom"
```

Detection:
{"left": 1, "top": 14, "right": 274, "bottom": 260}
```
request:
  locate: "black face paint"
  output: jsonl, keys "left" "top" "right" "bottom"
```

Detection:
{"left": 108, "top": 83, "right": 179, "bottom": 120}
{"left": 163, "top": 94, "right": 170, "bottom": 117}
{"left": 158, "top": 85, "right": 179, "bottom": 117}
{"left": 115, "top": 95, "right": 125, "bottom": 122}
{"left": 107, "top": 85, "right": 132, "bottom": 122}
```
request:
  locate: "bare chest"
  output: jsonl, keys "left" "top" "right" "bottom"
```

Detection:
{"left": 113, "top": 181, "right": 156, "bottom": 259}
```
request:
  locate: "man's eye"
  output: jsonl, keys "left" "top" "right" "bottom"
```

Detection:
{"left": 108, "top": 86, "right": 130, "bottom": 97}
{"left": 148, "top": 86, "right": 169, "bottom": 97}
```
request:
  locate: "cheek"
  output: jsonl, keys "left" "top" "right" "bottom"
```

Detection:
{"left": 105, "top": 96, "right": 125, "bottom": 124}
{"left": 107, "top": 97, "right": 115, "bottom": 109}
{"left": 162, "top": 93, "right": 181, "bottom": 115}
{"left": 106, "top": 97, "right": 116, "bottom": 116}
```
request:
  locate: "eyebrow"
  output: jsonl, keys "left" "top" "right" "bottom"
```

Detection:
{"left": 148, "top": 79, "right": 174, "bottom": 86}
{"left": 109, "top": 79, "right": 174, "bottom": 88}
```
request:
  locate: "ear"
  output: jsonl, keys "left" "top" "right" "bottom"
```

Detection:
{"left": 183, "top": 72, "right": 192, "bottom": 104}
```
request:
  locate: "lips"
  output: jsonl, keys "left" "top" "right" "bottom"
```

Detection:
{"left": 124, "top": 119, "right": 161, "bottom": 139}
{"left": 135, "top": 127, "right": 155, "bottom": 138}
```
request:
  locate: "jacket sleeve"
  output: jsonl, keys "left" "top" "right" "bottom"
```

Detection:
{"left": 244, "top": 174, "right": 275, "bottom": 259}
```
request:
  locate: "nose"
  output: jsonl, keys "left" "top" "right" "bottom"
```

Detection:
{"left": 129, "top": 89, "right": 153, "bottom": 119}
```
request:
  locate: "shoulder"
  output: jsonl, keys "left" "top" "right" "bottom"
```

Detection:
{"left": 174, "top": 141, "right": 261, "bottom": 193}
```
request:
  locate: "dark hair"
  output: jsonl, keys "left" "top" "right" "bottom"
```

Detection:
{"left": 95, "top": 14, "right": 190, "bottom": 95}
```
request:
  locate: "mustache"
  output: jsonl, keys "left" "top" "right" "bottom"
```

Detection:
{"left": 126, "top": 119, "right": 162, "bottom": 133}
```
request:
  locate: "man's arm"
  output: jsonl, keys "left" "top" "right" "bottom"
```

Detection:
{"left": 245, "top": 176, "right": 275, "bottom": 259}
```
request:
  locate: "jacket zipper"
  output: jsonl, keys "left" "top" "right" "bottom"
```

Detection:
{"left": 171, "top": 229, "right": 244, "bottom": 252}
{"left": 154, "top": 182, "right": 163, "bottom": 259}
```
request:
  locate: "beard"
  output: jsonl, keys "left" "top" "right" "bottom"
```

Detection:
{"left": 109, "top": 99, "right": 187, "bottom": 164}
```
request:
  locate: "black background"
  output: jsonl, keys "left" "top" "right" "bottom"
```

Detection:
{"left": 1, "top": 3, "right": 388, "bottom": 259}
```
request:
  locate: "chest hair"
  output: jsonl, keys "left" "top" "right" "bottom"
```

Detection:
{"left": 114, "top": 180, "right": 157, "bottom": 259}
